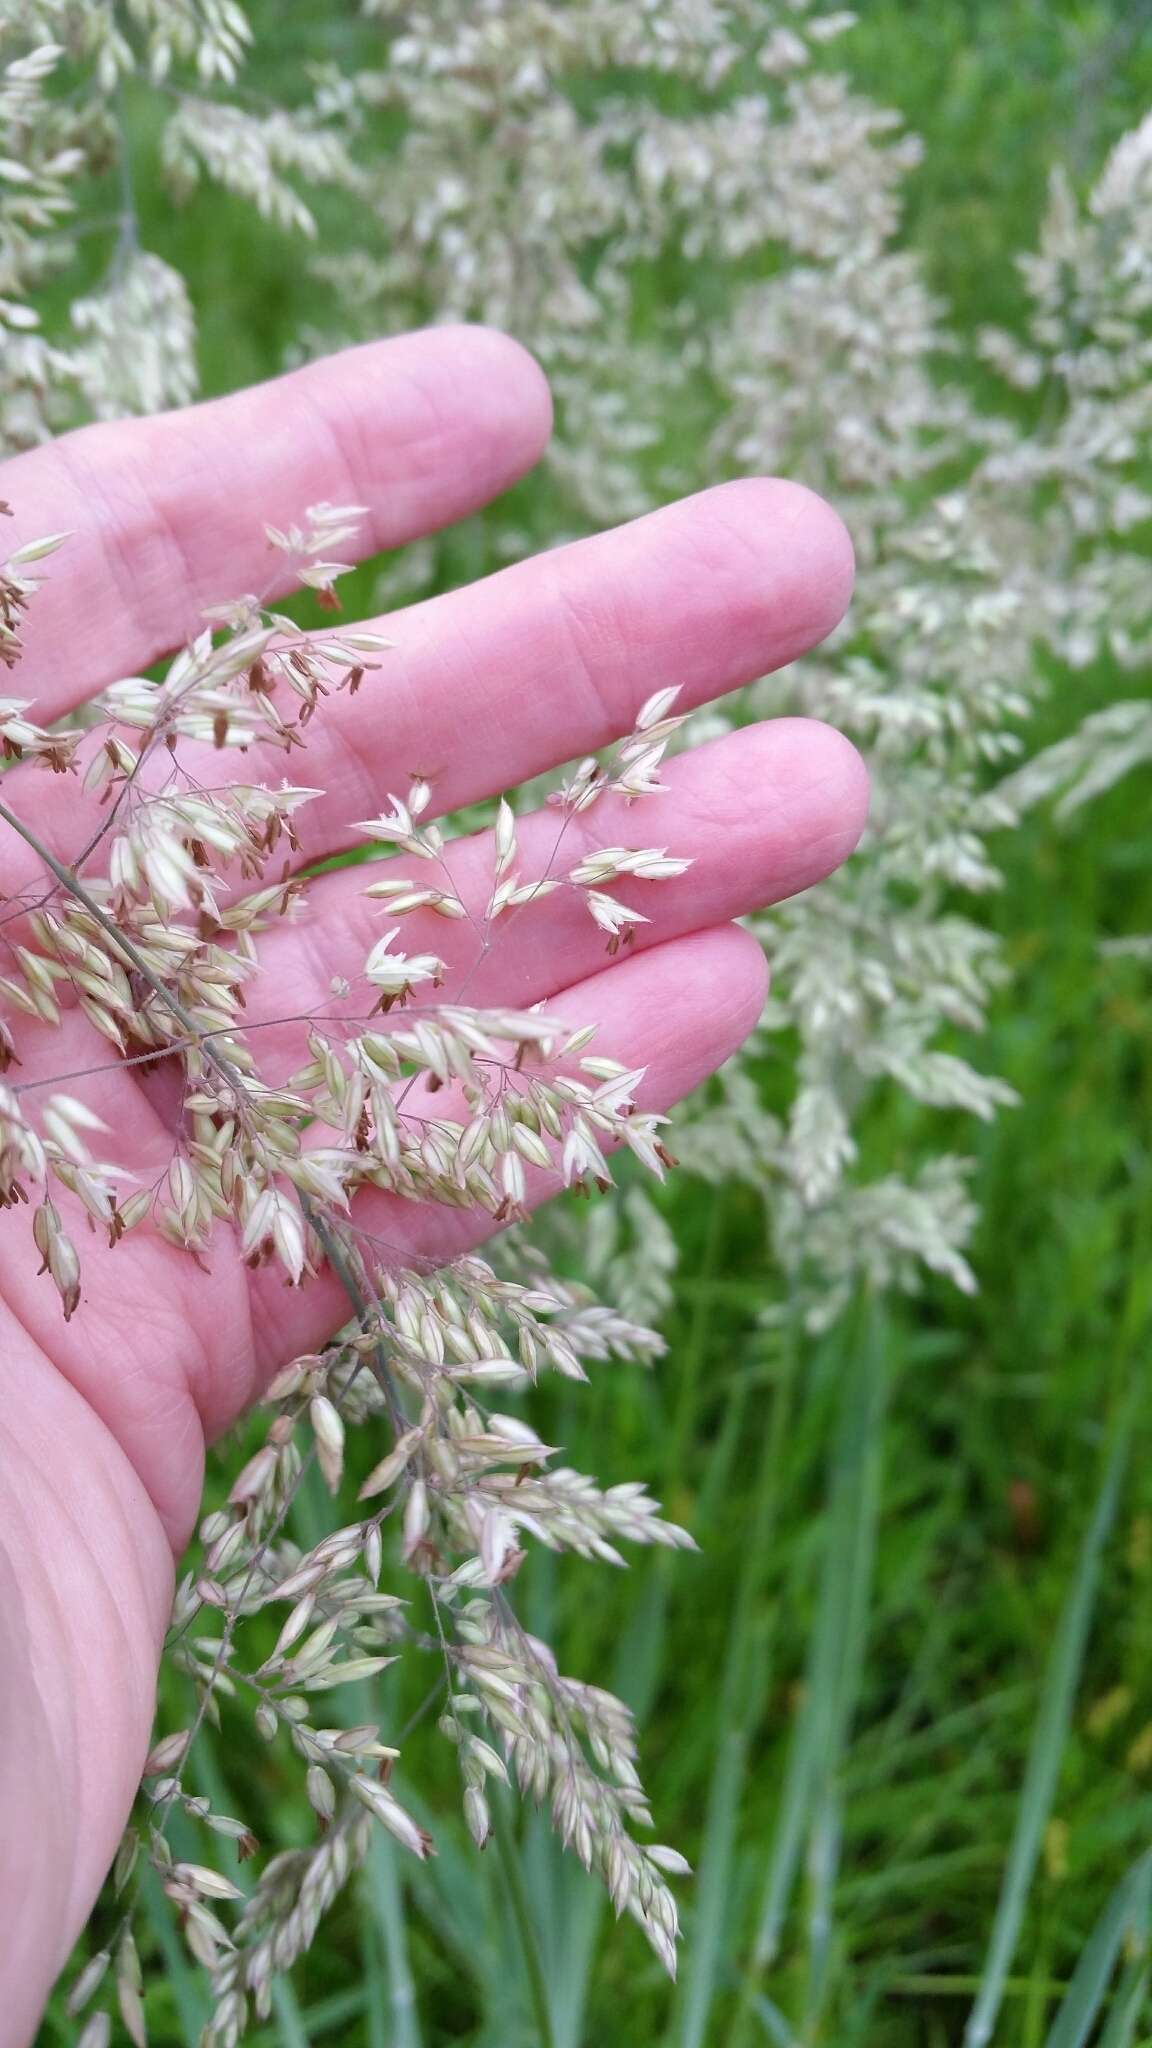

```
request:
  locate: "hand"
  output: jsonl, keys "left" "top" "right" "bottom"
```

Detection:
{"left": 0, "top": 325, "right": 866, "bottom": 2040}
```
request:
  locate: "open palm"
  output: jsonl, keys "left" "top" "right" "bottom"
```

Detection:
{"left": 0, "top": 326, "right": 866, "bottom": 2041}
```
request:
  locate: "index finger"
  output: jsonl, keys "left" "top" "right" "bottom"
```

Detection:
{"left": 2, "top": 326, "right": 553, "bottom": 720}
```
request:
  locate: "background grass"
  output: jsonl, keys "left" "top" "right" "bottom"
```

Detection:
{"left": 42, "top": 3, "right": 1152, "bottom": 2042}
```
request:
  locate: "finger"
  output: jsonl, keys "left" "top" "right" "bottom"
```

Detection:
{"left": 228, "top": 474, "right": 856, "bottom": 869}
{"left": 2, "top": 473, "right": 851, "bottom": 881}
{"left": 244, "top": 716, "right": 868, "bottom": 1066}
{"left": 3, "top": 326, "right": 553, "bottom": 719}
{"left": 0, "top": 1316, "right": 173, "bottom": 2046}
{"left": 243, "top": 922, "right": 769, "bottom": 1383}
{"left": 0, "top": 472, "right": 851, "bottom": 915}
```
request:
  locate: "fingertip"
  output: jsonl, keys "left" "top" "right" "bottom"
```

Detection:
{"left": 798, "top": 716, "right": 871, "bottom": 867}
{"left": 627, "top": 924, "right": 770, "bottom": 1100}
{"left": 705, "top": 475, "right": 856, "bottom": 659}
{"left": 703, "top": 921, "right": 772, "bottom": 1053}
{"left": 767, "top": 478, "right": 856, "bottom": 640}
{"left": 411, "top": 324, "right": 554, "bottom": 484}
{"left": 283, "top": 327, "right": 553, "bottom": 546}
{"left": 746, "top": 715, "right": 871, "bottom": 887}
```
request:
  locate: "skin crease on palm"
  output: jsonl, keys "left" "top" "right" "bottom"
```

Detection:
{"left": 0, "top": 324, "right": 868, "bottom": 2042}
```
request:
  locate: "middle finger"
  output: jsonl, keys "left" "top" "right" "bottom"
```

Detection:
{"left": 3, "top": 477, "right": 852, "bottom": 892}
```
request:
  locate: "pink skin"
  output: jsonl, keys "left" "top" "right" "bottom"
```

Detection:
{"left": 0, "top": 327, "right": 868, "bottom": 2043}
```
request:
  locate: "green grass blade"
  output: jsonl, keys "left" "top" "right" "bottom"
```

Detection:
{"left": 665, "top": 1190, "right": 728, "bottom": 1495}
{"left": 746, "top": 1296, "right": 889, "bottom": 1983}
{"left": 677, "top": 1724, "right": 750, "bottom": 2045}
{"left": 1043, "top": 1849, "right": 1152, "bottom": 2048}
{"left": 271, "top": 1979, "right": 312, "bottom": 2047}
{"left": 528, "top": 1850, "right": 603, "bottom": 2048}
{"left": 803, "top": 1787, "right": 844, "bottom": 2030}
{"left": 964, "top": 1413, "right": 1134, "bottom": 2048}
{"left": 800, "top": 1308, "right": 890, "bottom": 2036}
{"left": 495, "top": 1814, "right": 557, "bottom": 2048}
{"left": 362, "top": 1917, "right": 390, "bottom": 2048}
{"left": 364, "top": 1835, "right": 423, "bottom": 2048}
{"left": 1095, "top": 1961, "right": 1150, "bottom": 2048}
{"left": 676, "top": 1325, "right": 802, "bottom": 2048}
{"left": 749, "top": 1991, "right": 800, "bottom": 2046}
{"left": 295, "top": 1987, "right": 369, "bottom": 2035}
